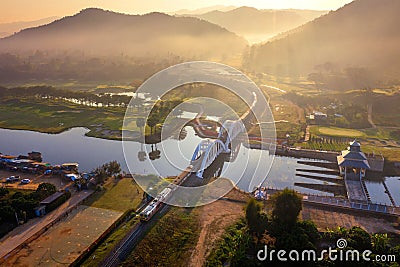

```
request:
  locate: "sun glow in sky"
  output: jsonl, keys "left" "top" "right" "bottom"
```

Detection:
{"left": 0, "top": 0, "right": 353, "bottom": 23}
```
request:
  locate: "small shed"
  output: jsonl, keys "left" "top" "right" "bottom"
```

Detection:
{"left": 40, "top": 191, "right": 64, "bottom": 206}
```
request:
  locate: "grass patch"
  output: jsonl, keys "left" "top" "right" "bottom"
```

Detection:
{"left": 313, "top": 126, "right": 364, "bottom": 138}
{"left": 86, "top": 178, "right": 143, "bottom": 212}
{"left": 121, "top": 207, "right": 200, "bottom": 267}
{"left": 79, "top": 178, "right": 144, "bottom": 266}
{"left": 0, "top": 97, "right": 139, "bottom": 140}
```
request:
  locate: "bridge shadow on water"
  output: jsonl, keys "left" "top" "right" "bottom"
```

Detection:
{"left": 182, "top": 153, "right": 228, "bottom": 188}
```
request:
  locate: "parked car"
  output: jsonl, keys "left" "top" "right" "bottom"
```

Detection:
{"left": 6, "top": 176, "right": 20, "bottom": 183}
{"left": 21, "top": 179, "right": 31, "bottom": 184}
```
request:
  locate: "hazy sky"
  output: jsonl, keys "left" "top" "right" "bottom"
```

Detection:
{"left": 0, "top": 0, "right": 353, "bottom": 23}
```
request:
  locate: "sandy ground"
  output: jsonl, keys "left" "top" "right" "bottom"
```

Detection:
{"left": 301, "top": 204, "right": 400, "bottom": 234}
{"left": 188, "top": 189, "right": 250, "bottom": 267}
{"left": 0, "top": 170, "right": 71, "bottom": 190}
{"left": 2, "top": 205, "right": 122, "bottom": 267}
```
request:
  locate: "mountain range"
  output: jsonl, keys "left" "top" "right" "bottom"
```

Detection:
{"left": 0, "top": 17, "right": 58, "bottom": 38}
{"left": 185, "top": 7, "right": 327, "bottom": 43}
{"left": 0, "top": 8, "right": 247, "bottom": 60}
{"left": 246, "top": 0, "right": 400, "bottom": 80}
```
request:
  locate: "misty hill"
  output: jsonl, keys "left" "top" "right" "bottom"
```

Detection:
{"left": 172, "top": 5, "right": 237, "bottom": 15}
{"left": 0, "top": 8, "right": 247, "bottom": 59}
{"left": 245, "top": 0, "right": 400, "bottom": 82}
{"left": 187, "top": 7, "right": 327, "bottom": 43}
{"left": 0, "top": 17, "right": 58, "bottom": 38}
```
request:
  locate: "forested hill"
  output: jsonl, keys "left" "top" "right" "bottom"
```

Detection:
{"left": 189, "top": 7, "right": 326, "bottom": 43}
{"left": 0, "top": 8, "right": 247, "bottom": 59}
{"left": 245, "top": 0, "right": 400, "bottom": 81}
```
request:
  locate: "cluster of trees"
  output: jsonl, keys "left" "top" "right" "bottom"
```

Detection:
{"left": 146, "top": 99, "right": 183, "bottom": 135}
{"left": 208, "top": 189, "right": 315, "bottom": 266}
{"left": 286, "top": 91, "right": 370, "bottom": 129}
{"left": 207, "top": 188, "right": 400, "bottom": 266}
{"left": 0, "top": 183, "right": 57, "bottom": 237}
{"left": 92, "top": 161, "right": 122, "bottom": 184}
{"left": 0, "top": 85, "right": 135, "bottom": 108}
{"left": 0, "top": 51, "right": 182, "bottom": 83}
{"left": 307, "top": 66, "right": 379, "bottom": 91}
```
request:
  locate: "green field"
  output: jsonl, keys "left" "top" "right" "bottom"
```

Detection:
{"left": 85, "top": 178, "right": 143, "bottom": 212}
{"left": 122, "top": 207, "right": 199, "bottom": 267}
{"left": 81, "top": 178, "right": 144, "bottom": 266}
{"left": 0, "top": 97, "right": 139, "bottom": 140}
{"left": 313, "top": 126, "right": 364, "bottom": 137}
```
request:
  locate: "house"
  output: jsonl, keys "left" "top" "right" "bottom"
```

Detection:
{"left": 309, "top": 111, "right": 328, "bottom": 124}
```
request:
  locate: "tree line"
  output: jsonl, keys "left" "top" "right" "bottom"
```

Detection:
{"left": 0, "top": 85, "right": 138, "bottom": 108}
{"left": 0, "top": 183, "right": 68, "bottom": 238}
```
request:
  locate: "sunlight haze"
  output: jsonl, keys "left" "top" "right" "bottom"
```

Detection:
{"left": 0, "top": 0, "right": 353, "bottom": 23}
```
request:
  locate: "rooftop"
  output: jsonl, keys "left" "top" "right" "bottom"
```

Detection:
{"left": 337, "top": 139, "right": 370, "bottom": 170}
{"left": 40, "top": 191, "right": 64, "bottom": 205}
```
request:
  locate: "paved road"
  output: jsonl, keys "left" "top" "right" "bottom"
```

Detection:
{"left": 0, "top": 189, "right": 94, "bottom": 261}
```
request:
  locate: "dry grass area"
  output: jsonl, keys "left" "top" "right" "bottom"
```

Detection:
{"left": 3, "top": 205, "right": 122, "bottom": 267}
{"left": 301, "top": 204, "right": 400, "bottom": 234}
{"left": 188, "top": 189, "right": 250, "bottom": 267}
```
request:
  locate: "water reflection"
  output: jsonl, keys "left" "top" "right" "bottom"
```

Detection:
{"left": 0, "top": 127, "right": 398, "bottom": 204}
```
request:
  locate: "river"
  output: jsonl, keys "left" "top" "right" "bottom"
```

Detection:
{"left": 0, "top": 127, "right": 398, "bottom": 205}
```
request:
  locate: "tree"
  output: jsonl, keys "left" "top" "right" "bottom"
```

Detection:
{"left": 245, "top": 198, "right": 268, "bottom": 236}
{"left": 93, "top": 166, "right": 107, "bottom": 184}
{"left": 0, "top": 187, "right": 9, "bottom": 197}
{"left": 371, "top": 233, "right": 390, "bottom": 254}
{"left": 347, "top": 226, "right": 372, "bottom": 251}
{"left": 36, "top": 183, "right": 57, "bottom": 199}
{"left": 105, "top": 160, "right": 121, "bottom": 177}
{"left": 271, "top": 188, "right": 302, "bottom": 228}
{"left": 147, "top": 114, "right": 158, "bottom": 135}
{"left": 0, "top": 205, "right": 15, "bottom": 222}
